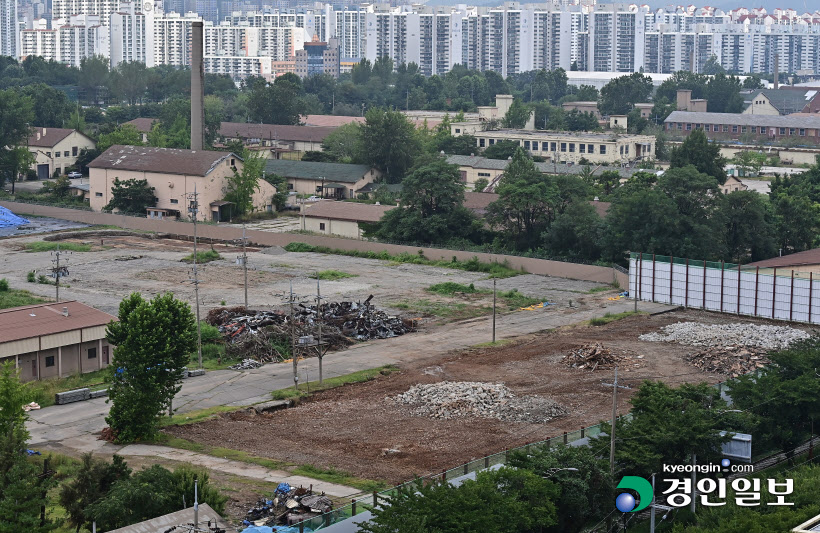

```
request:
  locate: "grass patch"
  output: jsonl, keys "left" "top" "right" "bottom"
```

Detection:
{"left": 427, "top": 282, "right": 483, "bottom": 295}
{"left": 25, "top": 369, "right": 109, "bottom": 409}
{"left": 181, "top": 250, "right": 222, "bottom": 263}
{"left": 394, "top": 299, "right": 490, "bottom": 320}
{"left": 309, "top": 270, "right": 358, "bottom": 281}
{"left": 160, "top": 405, "right": 244, "bottom": 427}
{"left": 157, "top": 435, "right": 385, "bottom": 491}
{"left": 498, "top": 288, "right": 544, "bottom": 310}
{"left": 271, "top": 365, "right": 399, "bottom": 401}
{"left": 588, "top": 311, "right": 645, "bottom": 327}
{"left": 25, "top": 241, "right": 92, "bottom": 252}
{"left": 283, "top": 242, "right": 520, "bottom": 278}
{"left": 587, "top": 286, "right": 612, "bottom": 294}
{"left": 0, "top": 288, "right": 46, "bottom": 310}
{"left": 197, "top": 343, "right": 240, "bottom": 371}
{"left": 293, "top": 464, "right": 387, "bottom": 493}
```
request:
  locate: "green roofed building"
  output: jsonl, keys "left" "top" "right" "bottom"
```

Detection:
{"left": 264, "top": 160, "right": 382, "bottom": 199}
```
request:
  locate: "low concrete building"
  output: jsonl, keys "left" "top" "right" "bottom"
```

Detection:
{"left": 67, "top": 182, "right": 90, "bottom": 201}
{"left": 664, "top": 111, "right": 820, "bottom": 145}
{"left": 300, "top": 200, "right": 394, "bottom": 239}
{"left": 218, "top": 123, "right": 336, "bottom": 160}
{"left": 28, "top": 127, "right": 96, "bottom": 179}
{"left": 88, "top": 145, "right": 278, "bottom": 221}
{"left": 562, "top": 101, "right": 601, "bottom": 118}
{"left": 721, "top": 175, "right": 749, "bottom": 194}
{"left": 123, "top": 118, "right": 156, "bottom": 143}
{"left": 451, "top": 95, "right": 535, "bottom": 135}
{"left": 743, "top": 88, "right": 820, "bottom": 116}
{"left": 0, "top": 301, "right": 116, "bottom": 382}
{"left": 264, "top": 159, "right": 380, "bottom": 199}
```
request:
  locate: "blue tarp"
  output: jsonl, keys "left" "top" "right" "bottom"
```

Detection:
{"left": 0, "top": 206, "right": 29, "bottom": 228}
{"left": 241, "top": 527, "right": 312, "bottom": 533}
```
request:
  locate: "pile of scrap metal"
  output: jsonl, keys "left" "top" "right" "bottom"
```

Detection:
{"left": 207, "top": 296, "right": 415, "bottom": 363}
{"left": 242, "top": 483, "right": 331, "bottom": 529}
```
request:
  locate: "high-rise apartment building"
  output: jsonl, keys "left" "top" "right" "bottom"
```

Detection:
{"left": 0, "top": 0, "right": 18, "bottom": 57}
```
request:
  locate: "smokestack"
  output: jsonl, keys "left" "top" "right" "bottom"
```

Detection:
{"left": 191, "top": 21, "right": 205, "bottom": 151}
{"left": 773, "top": 53, "right": 779, "bottom": 90}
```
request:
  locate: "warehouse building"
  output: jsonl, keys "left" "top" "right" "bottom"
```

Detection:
{"left": 0, "top": 301, "right": 116, "bottom": 382}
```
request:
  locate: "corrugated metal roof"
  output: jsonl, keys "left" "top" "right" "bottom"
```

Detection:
{"left": 107, "top": 503, "right": 224, "bottom": 533}
{"left": 665, "top": 110, "right": 820, "bottom": 128}
{"left": 88, "top": 145, "right": 238, "bottom": 177}
{"left": 265, "top": 160, "right": 373, "bottom": 183}
{"left": 219, "top": 122, "right": 336, "bottom": 143}
{"left": 0, "top": 301, "right": 117, "bottom": 344}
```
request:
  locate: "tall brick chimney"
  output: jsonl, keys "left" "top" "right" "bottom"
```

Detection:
{"left": 191, "top": 21, "right": 205, "bottom": 151}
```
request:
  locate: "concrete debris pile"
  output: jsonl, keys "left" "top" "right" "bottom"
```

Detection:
{"left": 243, "top": 483, "right": 331, "bottom": 528}
{"left": 685, "top": 345, "right": 770, "bottom": 377}
{"left": 393, "top": 381, "right": 567, "bottom": 423}
{"left": 561, "top": 343, "right": 641, "bottom": 371}
{"left": 230, "top": 358, "right": 264, "bottom": 371}
{"left": 639, "top": 322, "right": 809, "bottom": 351}
{"left": 208, "top": 297, "right": 415, "bottom": 365}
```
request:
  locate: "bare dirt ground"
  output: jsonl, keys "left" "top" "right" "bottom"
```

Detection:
{"left": 0, "top": 233, "right": 609, "bottom": 317}
{"left": 164, "top": 309, "right": 792, "bottom": 485}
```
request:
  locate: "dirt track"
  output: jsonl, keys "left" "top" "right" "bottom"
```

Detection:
{"left": 164, "top": 309, "right": 760, "bottom": 485}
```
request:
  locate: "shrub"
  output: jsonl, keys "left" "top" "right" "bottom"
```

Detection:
{"left": 284, "top": 242, "right": 317, "bottom": 252}
{"left": 27, "top": 271, "right": 36, "bottom": 283}
{"left": 199, "top": 323, "right": 222, "bottom": 344}
{"left": 0, "top": 279, "right": 8, "bottom": 292}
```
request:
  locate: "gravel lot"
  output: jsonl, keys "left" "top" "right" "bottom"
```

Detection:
{"left": 0, "top": 234, "right": 608, "bottom": 317}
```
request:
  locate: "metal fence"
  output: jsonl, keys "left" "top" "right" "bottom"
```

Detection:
{"left": 629, "top": 252, "right": 820, "bottom": 324}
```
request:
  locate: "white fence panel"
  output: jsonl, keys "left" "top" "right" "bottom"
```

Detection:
{"left": 629, "top": 254, "right": 820, "bottom": 325}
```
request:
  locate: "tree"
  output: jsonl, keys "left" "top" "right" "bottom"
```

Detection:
{"left": 655, "top": 71, "right": 708, "bottom": 103}
{"left": 321, "top": 122, "right": 362, "bottom": 163}
{"left": 361, "top": 467, "right": 558, "bottom": 533}
{"left": 502, "top": 98, "right": 531, "bottom": 128}
{"left": 771, "top": 192, "right": 818, "bottom": 254}
{"left": 721, "top": 190, "right": 777, "bottom": 263}
{"left": 483, "top": 140, "right": 521, "bottom": 160}
{"left": 21, "top": 84, "right": 73, "bottom": 128}
{"left": 0, "top": 363, "right": 52, "bottom": 533}
{"left": 74, "top": 148, "right": 101, "bottom": 176}
{"left": 104, "top": 178, "right": 157, "bottom": 214}
{"left": 509, "top": 444, "right": 614, "bottom": 533}
{"left": 370, "top": 158, "right": 481, "bottom": 244}
{"left": 595, "top": 381, "right": 732, "bottom": 478}
{"left": 97, "top": 124, "right": 144, "bottom": 152}
{"left": 733, "top": 151, "right": 766, "bottom": 177}
{"left": 730, "top": 336, "right": 820, "bottom": 461}
{"left": 247, "top": 76, "right": 305, "bottom": 125}
{"left": 105, "top": 293, "right": 196, "bottom": 442}
{"left": 360, "top": 108, "right": 421, "bottom": 183}
{"left": 702, "top": 54, "right": 726, "bottom": 76}
{"left": 706, "top": 73, "right": 744, "bottom": 113}
{"left": 224, "top": 152, "right": 262, "bottom": 217}
{"left": 0, "top": 146, "right": 35, "bottom": 189}
{"left": 0, "top": 89, "right": 34, "bottom": 187}
{"left": 263, "top": 172, "right": 288, "bottom": 211}
{"left": 437, "top": 134, "right": 478, "bottom": 156}
{"left": 79, "top": 55, "right": 109, "bottom": 103}
{"left": 544, "top": 201, "right": 604, "bottom": 261}
{"left": 59, "top": 454, "right": 131, "bottom": 533}
{"left": 109, "top": 61, "right": 148, "bottom": 105}
{"left": 473, "top": 178, "right": 489, "bottom": 192}
{"left": 742, "top": 75, "right": 765, "bottom": 90}
{"left": 85, "top": 464, "right": 225, "bottom": 531}
{"left": 598, "top": 73, "right": 653, "bottom": 116}
{"left": 670, "top": 129, "right": 728, "bottom": 184}
{"left": 487, "top": 148, "right": 558, "bottom": 250}
{"left": 565, "top": 110, "right": 599, "bottom": 132}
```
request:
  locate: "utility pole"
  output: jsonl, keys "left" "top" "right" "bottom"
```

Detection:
{"left": 289, "top": 281, "right": 298, "bottom": 390}
{"left": 603, "top": 366, "right": 631, "bottom": 476}
{"left": 492, "top": 279, "right": 497, "bottom": 343}
{"left": 236, "top": 222, "right": 249, "bottom": 308}
{"left": 50, "top": 243, "right": 70, "bottom": 301}
{"left": 187, "top": 185, "right": 203, "bottom": 369}
{"left": 315, "top": 278, "right": 328, "bottom": 384}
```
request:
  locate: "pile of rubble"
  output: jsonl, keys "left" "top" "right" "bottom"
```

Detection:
{"left": 230, "top": 358, "right": 264, "bottom": 371}
{"left": 208, "top": 296, "right": 415, "bottom": 364}
{"left": 685, "top": 345, "right": 770, "bottom": 377}
{"left": 393, "top": 381, "right": 567, "bottom": 423}
{"left": 243, "top": 483, "right": 331, "bottom": 529}
{"left": 639, "top": 322, "right": 809, "bottom": 351}
{"left": 561, "top": 343, "right": 642, "bottom": 371}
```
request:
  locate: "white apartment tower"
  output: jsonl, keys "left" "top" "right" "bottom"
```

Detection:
{"left": 0, "top": 0, "right": 18, "bottom": 57}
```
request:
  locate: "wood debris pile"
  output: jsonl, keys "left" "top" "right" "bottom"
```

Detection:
{"left": 243, "top": 483, "right": 332, "bottom": 528}
{"left": 207, "top": 297, "right": 415, "bottom": 365}
{"left": 562, "top": 343, "right": 641, "bottom": 371}
{"left": 684, "top": 345, "right": 770, "bottom": 377}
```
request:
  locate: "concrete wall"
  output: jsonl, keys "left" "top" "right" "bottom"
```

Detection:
{"left": 457, "top": 166, "right": 504, "bottom": 189}
{"left": 302, "top": 216, "right": 362, "bottom": 239}
{"left": 0, "top": 201, "right": 625, "bottom": 286}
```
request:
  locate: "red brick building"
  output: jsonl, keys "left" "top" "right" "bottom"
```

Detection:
{"left": 665, "top": 111, "right": 820, "bottom": 145}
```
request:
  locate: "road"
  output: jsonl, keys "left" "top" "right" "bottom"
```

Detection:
{"left": 27, "top": 298, "right": 671, "bottom": 493}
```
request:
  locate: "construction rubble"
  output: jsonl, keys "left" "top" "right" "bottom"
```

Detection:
{"left": 684, "top": 345, "right": 770, "bottom": 377}
{"left": 393, "top": 381, "right": 567, "bottom": 423}
{"left": 561, "top": 343, "right": 643, "bottom": 371}
{"left": 208, "top": 297, "right": 415, "bottom": 364}
{"left": 639, "top": 321, "right": 809, "bottom": 350}
{"left": 242, "top": 483, "right": 330, "bottom": 529}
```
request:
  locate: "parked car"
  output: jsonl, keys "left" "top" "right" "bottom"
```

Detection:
{"left": 67, "top": 171, "right": 82, "bottom": 179}
{"left": 305, "top": 195, "right": 323, "bottom": 201}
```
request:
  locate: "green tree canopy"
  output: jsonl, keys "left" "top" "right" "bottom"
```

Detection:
{"left": 483, "top": 140, "right": 522, "bottom": 160}
{"left": 721, "top": 190, "right": 777, "bottom": 263}
{"left": 224, "top": 152, "right": 262, "bottom": 216}
{"left": 359, "top": 108, "right": 421, "bottom": 183}
{"left": 97, "top": 124, "right": 144, "bottom": 152}
{"left": 105, "top": 292, "right": 197, "bottom": 442}
{"left": 502, "top": 98, "right": 532, "bottom": 128}
{"left": 598, "top": 73, "right": 653, "bottom": 116}
{"left": 103, "top": 178, "right": 157, "bottom": 214}
{"left": 670, "top": 129, "right": 728, "bottom": 184}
